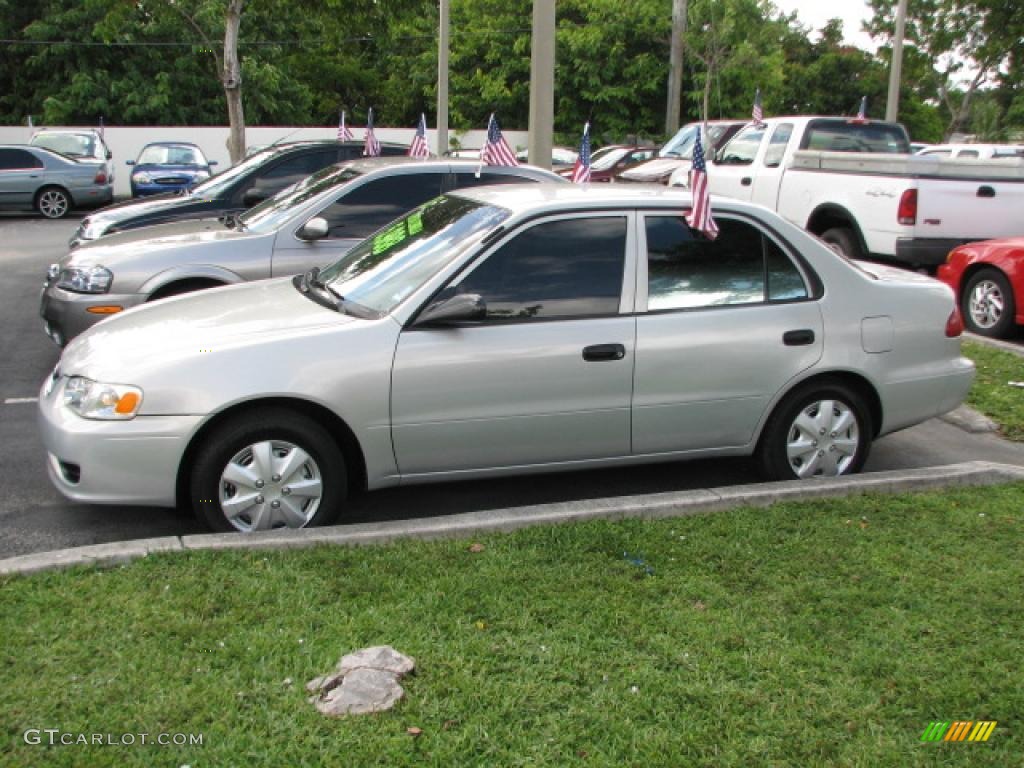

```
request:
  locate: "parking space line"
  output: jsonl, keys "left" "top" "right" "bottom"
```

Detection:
{"left": 3, "top": 397, "right": 38, "bottom": 405}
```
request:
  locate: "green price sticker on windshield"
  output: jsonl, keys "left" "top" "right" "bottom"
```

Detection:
{"left": 372, "top": 212, "right": 424, "bottom": 255}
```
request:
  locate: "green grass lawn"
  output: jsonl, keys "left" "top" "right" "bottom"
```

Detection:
{"left": 2, "top": 485, "right": 1021, "bottom": 767}
{"left": 963, "top": 341, "right": 1024, "bottom": 441}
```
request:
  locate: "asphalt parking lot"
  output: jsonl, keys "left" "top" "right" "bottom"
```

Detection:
{"left": 2, "top": 213, "right": 1024, "bottom": 560}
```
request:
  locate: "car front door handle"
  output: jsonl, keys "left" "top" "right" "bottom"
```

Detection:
{"left": 783, "top": 329, "right": 815, "bottom": 346}
{"left": 741, "top": 177, "right": 752, "bottom": 186}
{"left": 582, "top": 343, "right": 626, "bottom": 362}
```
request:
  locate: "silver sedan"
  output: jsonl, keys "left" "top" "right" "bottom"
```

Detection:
{"left": 0, "top": 144, "right": 113, "bottom": 218}
{"left": 39, "top": 157, "right": 563, "bottom": 344}
{"left": 38, "top": 185, "right": 975, "bottom": 532}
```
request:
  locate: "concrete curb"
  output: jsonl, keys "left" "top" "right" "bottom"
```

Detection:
{"left": 939, "top": 404, "right": 999, "bottom": 434}
{"left": 3, "top": 461, "right": 1024, "bottom": 577}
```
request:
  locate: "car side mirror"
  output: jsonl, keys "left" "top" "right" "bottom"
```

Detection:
{"left": 242, "top": 188, "right": 265, "bottom": 206}
{"left": 415, "top": 293, "right": 487, "bottom": 327}
{"left": 125, "top": 160, "right": 135, "bottom": 166}
{"left": 297, "top": 217, "right": 329, "bottom": 241}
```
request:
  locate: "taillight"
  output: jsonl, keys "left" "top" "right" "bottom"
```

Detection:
{"left": 93, "top": 170, "right": 107, "bottom": 184}
{"left": 945, "top": 307, "right": 964, "bottom": 337}
{"left": 897, "top": 189, "right": 917, "bottom": 225}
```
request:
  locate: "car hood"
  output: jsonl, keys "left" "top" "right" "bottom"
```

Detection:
{"left": 60, "top": 277, "right": 356, "bottom": 383}
{"left": 618, "top": 157, "right": 690, "bottom": 182}
{"left": 63, "top": 218, "right": 263, "bottom": 270}
{"left": 85, "top": 190, "right": 207, "bottom": 227}
{"left": 134, "top": 163, "right": 209, "bottom": 175}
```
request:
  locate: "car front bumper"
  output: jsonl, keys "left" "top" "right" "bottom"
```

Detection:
{"left": 40, "top": 282, "right": 145, "bottom": 346}
{"left": 38, "top": 375, "right": 202, "bottom": 507}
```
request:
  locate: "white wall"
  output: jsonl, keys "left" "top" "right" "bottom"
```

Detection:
{"left": 0, "top": 125, "right": 530, "bottom": 199}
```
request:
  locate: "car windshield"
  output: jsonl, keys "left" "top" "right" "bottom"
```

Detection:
{"left": 190, "top": 147, "right": 278, "bottom": 198}
{"left": 590, "top": 147, "right": 630, "bottom": 171}
{"left": 661, "top": 124, "right": 734, "bottom": 158}
{"left": 137, "top": 144, "right": 206, "bottom": 166}
{"left": 31, "top": 133, "right": 96, "bottom": 158}
{"left": 238, "top": 165, "right": 362, "bottom": 234}
{"left": 318, "top": 195, "right": 509, "bottom": 315}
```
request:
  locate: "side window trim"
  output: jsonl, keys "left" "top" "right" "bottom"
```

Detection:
{"left": 420, "top": 210, "right": 636, "bottom": 326}
{"left": 635, "top": 210, "right": 813, "bottom": 314}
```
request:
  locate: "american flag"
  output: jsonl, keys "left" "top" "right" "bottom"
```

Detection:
{"left": 480, "top": 113, "right": 518, "bottom": 167}
{"left": 363, "top": 108, "right": 381, "bottom": 157}
{"left": 686, "top": 129, "right": 718, "bottom": 240}
{"left": 852, "top": 96, "right": 868, "bottom": 124}
{"left": 752, "top": 88, "right": 765, "bottom": 127}
{"left": 569, "top": 122, "right": 592, "bottom": 183}
{"left": 337, "top": 110, "right": 353, "bottom": 141}
{"left": 408, "top": 113, "right": 430, "bottom": 159}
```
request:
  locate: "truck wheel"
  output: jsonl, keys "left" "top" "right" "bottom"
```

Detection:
{"left": 189, "top": 407, "right": 346, "bottom": 532}
{"left": 820, "top": 227, "right": 862, "bottom": 261}
{"left": 756, "top": 379, "right": 872, "bottom": 480}
{"left": 36, "top": 187, "right": 71, "bottom": 219}
{"left": 962, "top": 268, "right": 1016, "bottom": 339}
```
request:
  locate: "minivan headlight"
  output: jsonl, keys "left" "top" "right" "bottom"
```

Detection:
{"left": 63, "top": 377, "right": 143, "bottom": 420}
{"left": 56, "top": 265, "right": 113, "bottom": 294}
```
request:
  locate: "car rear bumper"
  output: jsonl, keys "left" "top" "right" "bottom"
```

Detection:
{"left": 894, "top": 237, "right": 979, "bottom": 267}
{"left": 72, "top": 185, "right": 114, "bottom": 209}
{"left": 38, "top": 376, "right": 201, "bottom": 507}
{"left": 40, "top": 283, "right": 145, "bottom": 346}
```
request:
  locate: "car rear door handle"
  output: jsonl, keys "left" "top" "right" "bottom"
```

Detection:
{"left": 741, "top": 177, "right": 752, "bottom": 186}
{"left": 582, "top": 343, "right": 626, "bottom": 362}
{"left": 977, "top": 185, "right": 995, "bottom": 198}
{"left": 783, "top": 329, "right": 815, "bottom": 346}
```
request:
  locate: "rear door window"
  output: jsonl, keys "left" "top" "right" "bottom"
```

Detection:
{"left": 317, "top": 173, "right": 446, "bottom": 239}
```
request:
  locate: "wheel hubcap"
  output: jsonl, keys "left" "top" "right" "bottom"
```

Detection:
{"left": 40, "top": 191, "right": 67, "bottom": 218}
{"left": 218, "top": 440, "right": 322, "bottom": 532}
{"left": 968, "top": 280, "right": 1004, "bottom": 329}
{"left": 785, "top": 400, "right": 859, "bottom": 478}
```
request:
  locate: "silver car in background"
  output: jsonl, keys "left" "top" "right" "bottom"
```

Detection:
{"left": 38, "top": 185, "right": 974, "bottom": 533}
{"left": 39, "top": 157, "right": 564, "bottom": 344}
{"left": 0, "top": 144, "right": 113, "bottom": 218}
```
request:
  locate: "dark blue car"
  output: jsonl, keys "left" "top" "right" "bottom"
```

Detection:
{"left": 127, "top": 142, "right": 216, "bottom": 197}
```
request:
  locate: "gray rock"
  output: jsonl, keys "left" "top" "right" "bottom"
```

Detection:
{"left": 307, "top": 645, "right": 416, "bottom": 717}
{"left": 315, "top": 668, "right": 406, "bottom": 716}
{"left": 336, "top": 645, "right": 416, "bottom": 677}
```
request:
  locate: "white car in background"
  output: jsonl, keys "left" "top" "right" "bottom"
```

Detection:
{"left": 39, "top": 185, "right": 974, "bottom": 533}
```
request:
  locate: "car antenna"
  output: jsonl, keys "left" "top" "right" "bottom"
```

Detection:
{"left": 267, "top": 126, "right": 306, "bottom": 148}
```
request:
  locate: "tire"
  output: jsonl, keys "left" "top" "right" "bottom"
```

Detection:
{"left": 820, "top": 227, "right": 863, "bottom": 261}
{"left": 35, "top": 186, "right": 71, "bottom": 219}
{"left": 148, "top": 279, "right": 222, "bottom": 302}
{"left": 961, "top": 268, "right": 1016, "bottom": 339}
{"left": 189, "top": 407, "right": 346, "bottom": 532}
{"left": 757, "top": 380, "right": 872, "bottom": 481}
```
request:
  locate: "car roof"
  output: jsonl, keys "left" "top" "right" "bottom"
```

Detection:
{"left": 338, "top": 156, "right": 564, "bottom": 181}
{"left": 450, "top": 182, "right": 713, "bottom": 215}
{"left": 139, "top": 141, "right": 203, "bottom": 148}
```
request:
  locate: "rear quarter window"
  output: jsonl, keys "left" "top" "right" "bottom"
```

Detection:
{"left": 801, "top": 120, "right": 911, "bottom": 154}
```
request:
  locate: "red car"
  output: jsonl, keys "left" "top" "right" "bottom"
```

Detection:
{"left": 557, "top": 144, "right": 657, "bottom": 182}
{"left": 937, "top": 238, "right": 1024, "bottom": 338}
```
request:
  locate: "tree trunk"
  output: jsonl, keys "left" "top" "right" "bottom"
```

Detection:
{"left": 223, "top": 0, "right": 245, "bottom": 164}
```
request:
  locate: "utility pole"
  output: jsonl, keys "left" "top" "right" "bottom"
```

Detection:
{"left": 437, "top": 0, "right": 449, "bottom": 156}
{"left": 528, "top": 0, "right": 555, "bottom": 168}
{"left": 885, "top": 0, "right": 908, "bottom": 122}
{"left": 665, "top": 0, "right": 687, "bottom": 134}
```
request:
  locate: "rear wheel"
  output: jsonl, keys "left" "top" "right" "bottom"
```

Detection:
{"left": 962, "top": 268, "right": 1016, "bottom": 339}
{"left": 189, "top": 408, "right": 346, "bottom": 532}
{"left": 757, "top": 380, "right": 872, "bottom": 480}
{"left": 36, "top": 187, "right": 71, "bottom": 219}
{"left": 820, "top": 227, "right": 863, "bottom": 261}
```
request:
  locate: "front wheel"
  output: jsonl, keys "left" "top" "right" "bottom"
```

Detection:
{"left": 757, "top": 381, "right": 872, "bottom": 480}
{"left": 962, "top": 268, "right": 1016, "bottom": 339}
{"left": 189, "top": 408, "right": 347, "bottom": 532}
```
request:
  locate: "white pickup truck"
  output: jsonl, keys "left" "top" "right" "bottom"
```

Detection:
{"left": 670, "top": 116, "right": 1024, "bottom": 266}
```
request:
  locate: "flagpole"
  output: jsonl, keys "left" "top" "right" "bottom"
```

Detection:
{"left": 437, "top": 0, "right": 450, "bottom": 156}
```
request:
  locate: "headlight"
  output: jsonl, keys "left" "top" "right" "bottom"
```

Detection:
{"left": 63, "top": 377, "right": 143, "bottom": 420}
{"left": 133, "top": 172, "right": 153, "bottom": 184}
{"left": 193, "top": 170, "right": 211, "bottom": 181}
{"left": 56, "top": 265, "right": 113, "bottom": 293}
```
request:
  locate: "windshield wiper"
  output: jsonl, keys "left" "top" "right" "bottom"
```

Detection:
{"left": 220, "top": 211, "right": 245, "bottom": 230}
{"left": 294, "top": 268, "right": 344, "bottom": 313}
